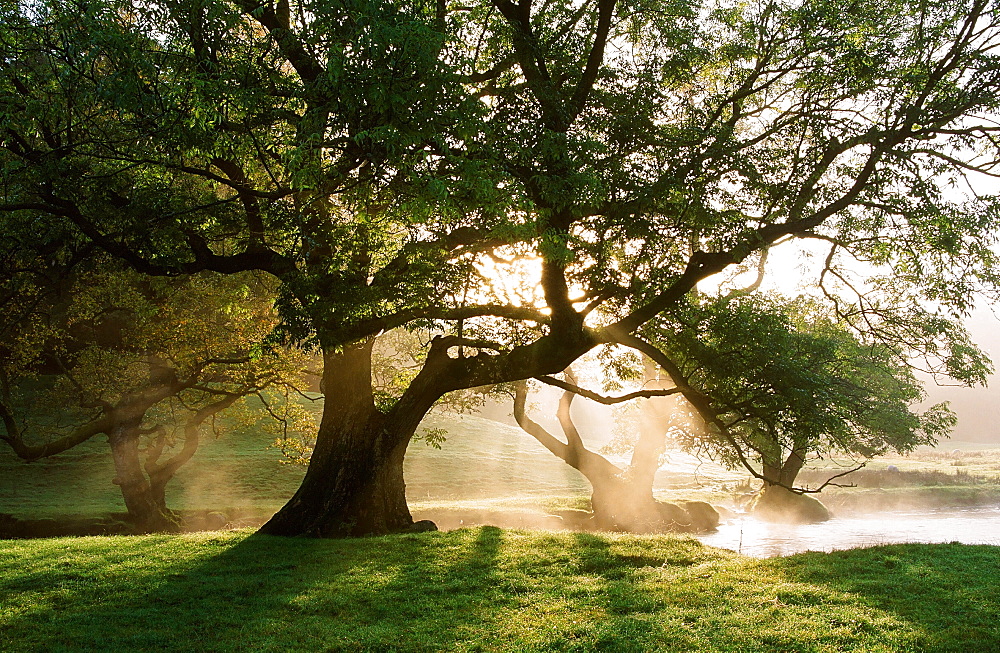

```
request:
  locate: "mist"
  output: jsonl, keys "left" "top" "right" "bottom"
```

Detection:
{"left": 923, "top": 306, "right": 1000, "bottom": 443}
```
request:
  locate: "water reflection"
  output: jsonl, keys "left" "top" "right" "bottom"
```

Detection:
{"left": 697, "top": 505, "right": 1000, "bottom": 558}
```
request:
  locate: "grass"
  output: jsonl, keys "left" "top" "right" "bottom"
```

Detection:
{"left": 1, "top": 528, "right": 998, "bottom": 652}
{"left": 4, "top": 414, "right": 1000, "bottom": 650}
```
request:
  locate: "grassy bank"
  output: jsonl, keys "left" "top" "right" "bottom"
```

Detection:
{"left": 1, "top": 529, "right": 998, "bottom": 652}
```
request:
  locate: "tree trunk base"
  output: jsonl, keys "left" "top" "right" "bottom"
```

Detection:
{"left": 127, "top": 506, "right": 183, "bottom": 534}
{"left": 260, "top": 512, "right": 433, "bottom": 538}
{"left": 259, "top": 462, "right": 421, "bottom": 538}
{"left": 748, "top": 485, "right": 830, "bottom": 523}
{"left": 591, "top": 491, "right": 720, "bottom": 534}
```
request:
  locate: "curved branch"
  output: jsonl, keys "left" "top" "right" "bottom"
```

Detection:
{"left": 512, "top": 379, "right": 571, "bottom": 462}
{"left": 327, "top": 303, "right": 549, "bottom": 344}
{"left": 534, "top": 375, "right": 684, "bottom": 405}
{"left": 0, "top": 400, "right": 113, "bottom": 462}
{"left": 145, "top": 394, "right": 241, "bottom": 483}
{"left": 512, "top": 378, "right": 623, "bottom": 479}
{"left": 556, "top": 368, "right": 585, "bottom": 452}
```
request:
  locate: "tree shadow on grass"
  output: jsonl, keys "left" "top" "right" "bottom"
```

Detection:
{"left": 555, "top": 537, "right": 1000, "bottom": 652}
{"left": 556, "top": 533, "right": 709, "bottom": 652}
{"left": 0, "top": 528, "right": 504, "bottom": 652}
{"left": 769, "top": 542, "right": 1000, "bottom": 653}
{"left": 9, "top": 530, "right": 995, "bottom": 652}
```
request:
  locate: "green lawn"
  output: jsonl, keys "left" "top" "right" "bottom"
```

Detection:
{"left": 4, "top": 413, "right": 1000, "bottom": 651}
{"left": 0, "top": 529, "right": 997, "bottom": 652}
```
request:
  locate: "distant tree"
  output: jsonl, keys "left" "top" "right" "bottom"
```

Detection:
{"left": 2, "top": 0, "right": 1000, "bottom": 538}
{"left": 0, "top": 263, "right": 310, "bottom": 531}
{"left": 513, "top": 365, "right": 719, "bottom": 533}
{"left": 605, "top": 294, "right": 976, "bottom": 520}
{"left": 514, "top": 292, "right": 982, "bottom": 526}
{"left": 649, "top": 295, "right": 970, "bottom": 481}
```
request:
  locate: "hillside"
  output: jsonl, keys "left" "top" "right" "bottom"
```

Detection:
{"left": 0, "top": 412, "right": 600, "bottom": 521}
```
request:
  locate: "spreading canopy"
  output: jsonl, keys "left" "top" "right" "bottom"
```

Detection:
{"left": 3, "top": 0, "right": 1000, "bottom": 535}
{"left": 636, "top": 295, "right": 968, "bottom": 488}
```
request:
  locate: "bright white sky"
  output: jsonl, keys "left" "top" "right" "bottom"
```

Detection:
{"left": 755, "top": 241, "right": 1000, "bottom": 444}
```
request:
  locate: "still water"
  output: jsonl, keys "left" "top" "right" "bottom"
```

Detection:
{"left": 697, "top": 505, "right": 1000, "bottom": 558}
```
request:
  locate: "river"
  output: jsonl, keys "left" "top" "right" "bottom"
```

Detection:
{"left": 696, "top": 505, "right": 1000, "bottom": 557}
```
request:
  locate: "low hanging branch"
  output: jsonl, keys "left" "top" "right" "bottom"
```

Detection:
{"left": 0, "top": 397, "right": 114, "bottom": 462}
{"left": 601, "top": 331, "right": 854, "bottom": 494}
{"left": 811, "top": 463, "right": 867, "bottom": 492}
{"left": 0, "top": 373, "right": 189, "bottom": 462}
{"left": 534, "top": 375, "right": 685, "bottom": 405}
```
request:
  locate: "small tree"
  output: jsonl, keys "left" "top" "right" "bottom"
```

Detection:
{"left": 623, "top": 294, "right": 978, "bottom": 520}
{"left": 513, "top": 365, "right": 717, "bottom": 532}
{"left": 515, "top": 293, "right": 982, "bottom": 525}
{"left": 0, "top": 264, "right": 310, "bottom": 531}
{"left": 645, "top": 296, "right": 974, "bottom": 484}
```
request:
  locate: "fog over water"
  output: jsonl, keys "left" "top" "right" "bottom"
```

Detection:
{"left": 698, "top": 506, "right": 1000, "bottom": 558}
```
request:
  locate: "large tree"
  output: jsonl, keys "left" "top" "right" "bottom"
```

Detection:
{"left": 2, "top": 0, "right": 1000, "bottom": 537}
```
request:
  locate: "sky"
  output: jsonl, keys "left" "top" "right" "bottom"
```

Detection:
{"left": 756, "top": 242, "right": 1000, "bottom": 444}
{"left": 924, "top": 306, "right": 1000, "bottom": 443}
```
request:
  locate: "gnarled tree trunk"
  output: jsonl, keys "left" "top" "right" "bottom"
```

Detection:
{"left": 513, "top": 373, "right": 710, "bottom": 533}
{"left": 108, "top": 420, "right": 180, "bottom": 533}
{"left": 760, "top": 442, "right": 808, "bottom": 489}
{"left": 259, "top": 339, "right": 434, "bottom": 537}
{"left": 258, "top": 324, "right": 600, "bottom": 538}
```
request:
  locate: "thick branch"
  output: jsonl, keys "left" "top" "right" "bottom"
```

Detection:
{"left": 512, "top": 379, "right": 572, "bottom": 462}
{"left": 232, "top": 0, "right": 324, "bottom": 83}
{"left": 0, "top": 402, "right": 112, "bottom": 462}
{"left": 146, "top": 394, "right": 241, "bottom": 483}
{"left": 556, "top": 368, "right": 585, "bottom": 453}
{"left": 43, "top": 194, "right": 297, "bottom": 277}
{"left": 463, "top": 54, "right": 520, "bottom": 84}
{"left": 568, "top": 0, "right": 617, "bottom": 124}
{"left": 535, "top": 375, "right": 684, "bottom": 404}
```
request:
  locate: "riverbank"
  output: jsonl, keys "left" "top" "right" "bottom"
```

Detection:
{"left": 1, "top": 529, "right": 997, "bottom": 652}
{"left": 701, "top": 505, "right": 1000, "bottom": 557}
